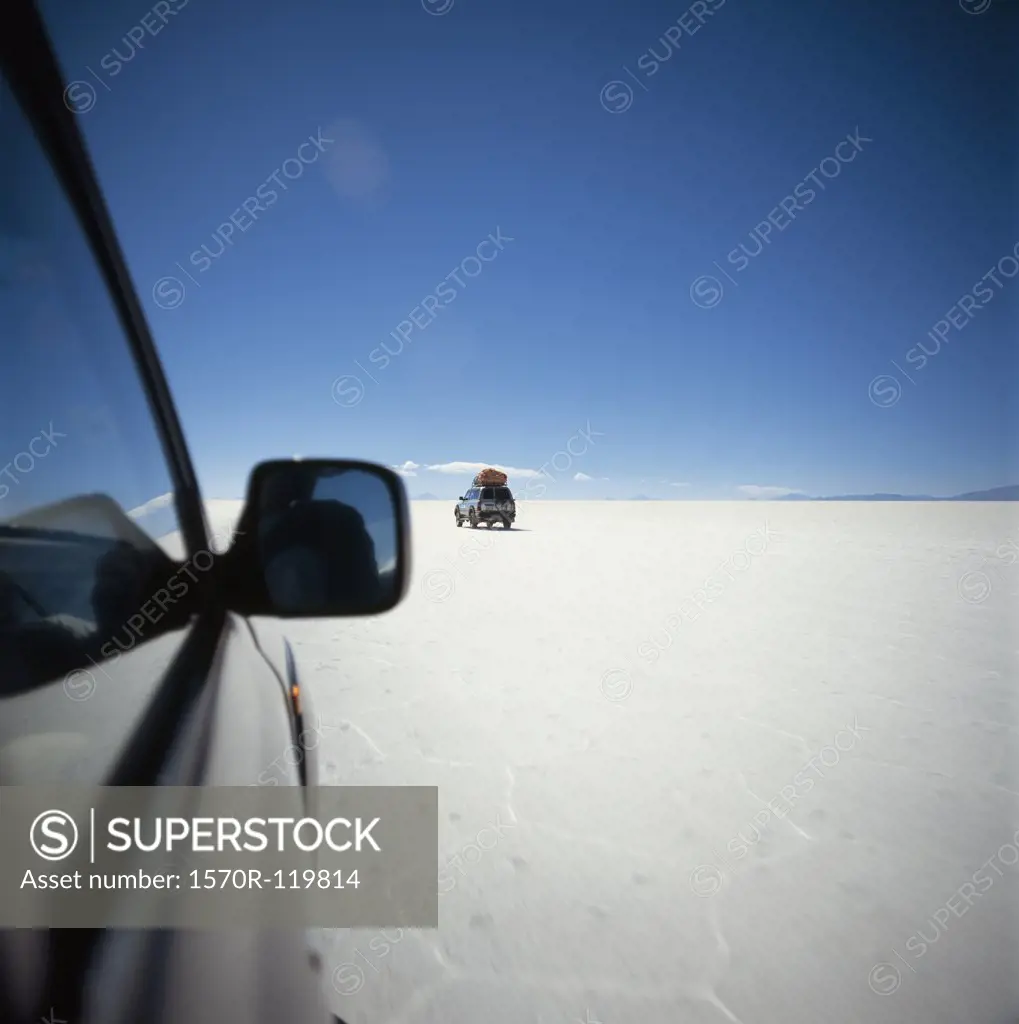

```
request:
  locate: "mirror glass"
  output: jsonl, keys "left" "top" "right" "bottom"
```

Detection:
{"left": 255, "top": 462, "right": 400, "bottom": 615}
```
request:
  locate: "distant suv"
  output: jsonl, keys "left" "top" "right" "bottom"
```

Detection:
{"left": 454, "top": 485, "right": 516, "bottom": 528}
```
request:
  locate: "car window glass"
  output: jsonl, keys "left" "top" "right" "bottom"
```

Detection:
{"left": 0, "top": 71, "right": 193, "bottom": 785}
{"left": 481, "top": 488, "right": 494, "bottom": 499}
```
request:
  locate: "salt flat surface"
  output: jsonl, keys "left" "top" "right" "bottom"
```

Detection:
{"left": 204, "top": 499, "right": 1018, "bottom": 1024}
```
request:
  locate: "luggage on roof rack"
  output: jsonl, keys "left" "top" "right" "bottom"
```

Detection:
{"left": 472, "top": 468, "right": 507, "bottom": 487}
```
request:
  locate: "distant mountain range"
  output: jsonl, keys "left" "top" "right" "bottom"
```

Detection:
{"left": 774, "top": 485, "right": 1019, "bottom": 502}
{"left": 410, "top": 485, "right": 1019, "bottom": 502}
{"left": 413, "top": 492, "right": 666, "bottom": 501}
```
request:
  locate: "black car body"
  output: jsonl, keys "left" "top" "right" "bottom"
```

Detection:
{"left": 454, "top": 485, "right": 516, "bottom": 528}
{"left": 0, "top": 5, "right": 409, "bottom": 1023}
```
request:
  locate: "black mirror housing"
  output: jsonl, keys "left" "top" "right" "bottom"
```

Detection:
{"left": 219, "top": 459, "right": 411, "bottom": 618}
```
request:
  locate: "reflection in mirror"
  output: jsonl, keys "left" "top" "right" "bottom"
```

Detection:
{"left": 256, "top": 463, "right": 399, "bottom": 615}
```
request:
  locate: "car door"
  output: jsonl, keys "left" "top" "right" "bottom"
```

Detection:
{"left": 0, "top": 6, "right": 332, "bottom": 1024}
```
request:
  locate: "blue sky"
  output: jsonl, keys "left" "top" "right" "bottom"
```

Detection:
{"left": 26, "top": 0, "right": 1019, "bottom": 504}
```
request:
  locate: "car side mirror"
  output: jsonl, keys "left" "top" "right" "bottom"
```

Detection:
{"left": 458, "top": 496, "right": 464, "bottom": 501}
{"left": 220, "top": 459, "right": 410, "bottom": 618}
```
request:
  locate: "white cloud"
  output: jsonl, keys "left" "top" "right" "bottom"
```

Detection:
{"left": 392, "top": 460, "right": 420, "bottom": 477}
{"left": 669, "top": 482, "right": 690, "bottom": 488}
{"left": 128, "top": 492, "right": 174, "bottom": 518}
{"left": 425, "top": 461, "right": 542, "bottom": 479}
{"left": 738, "top": 484, "right": 800, "bottom": 499}
{"left": 574, "top": 472, "right": 593, "bottom": 482}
